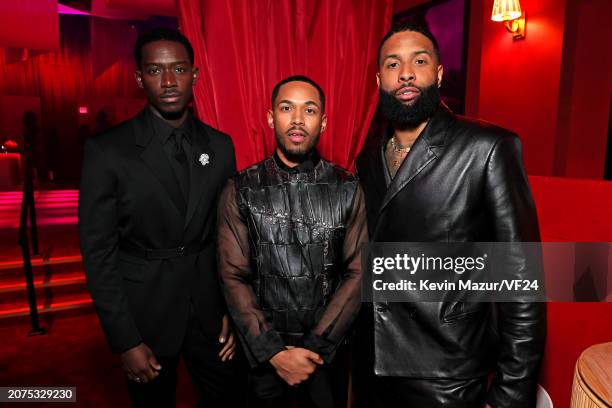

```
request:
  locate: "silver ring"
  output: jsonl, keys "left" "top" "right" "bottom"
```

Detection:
{"left": 134, "top": 377, "right": 142, "bottom": 383}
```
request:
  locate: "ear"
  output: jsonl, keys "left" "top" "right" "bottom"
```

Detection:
{"left": 321, "top": 113, "right": 328, "bottom": 133}
{"left": 192, "top": 67, "right": 200, "bottom": 85}
{"left": 376, "top": 72, "right": 381, "bottom": 88}
{"left": 436, "top": 64, "right": 444, "bottom": 88}
{"left": 134, "top": 71, "right": 143, "bottom": 89}
{"left": 267, "top": 109, "right": 274, "bottom": 129}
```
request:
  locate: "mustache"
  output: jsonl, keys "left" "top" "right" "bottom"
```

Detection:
{"left": 394, "top": 83, "right": 423, "bottom": 93}
{"left": 287, "top": 126, "right": 309, "bottom": 135}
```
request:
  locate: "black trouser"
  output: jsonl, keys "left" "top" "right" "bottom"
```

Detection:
{"left": 373, "top": 376, "right": 488, "bottom": 408}
{"left": 125, "top": 305, "right": 247, "bottom": 407}
{"left": 248, "top": 348, "right": 349, "bottom": 408}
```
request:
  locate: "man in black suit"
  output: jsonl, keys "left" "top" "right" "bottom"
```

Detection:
{"left": 354, "top": 23, "right": 546, "bottom": 407}
{"left": 79, "top": 28, "right": 244, "bottom": 407}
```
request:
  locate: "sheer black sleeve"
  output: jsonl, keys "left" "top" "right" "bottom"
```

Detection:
{"left": 217, "top": 180, "right": 285, "bottom": 367}
{"left": 302, "top": 185, "right": 368, "bottom": 363}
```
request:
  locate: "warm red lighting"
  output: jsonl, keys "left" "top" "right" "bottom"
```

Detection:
{"left": 79, "top": 106, "right": 88, "bottom": 114}
{"left": 4, "top": 140, "right": 18, "bottom": 149}
{"left": 0, "top": 255, "right": 82, "bottom": 271}
{"left": 0, "top": 0, "right": 59, "bottom": 50}
{"left": 0, "top": 297, "right": 93, "bottom": 318}
{"left": 0, "top": 189, "right": 79, "bottom": 228}
{"left": 0, "top": 273, "right": 85, "bottom": 292}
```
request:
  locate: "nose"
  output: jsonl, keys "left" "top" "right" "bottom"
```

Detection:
{"left": 291, "top": 110, "right": 304, "bottom": 126}
{"left": 399, "top": 67, "right": 415, "bottom": 83}
{"left": 161, "top": 69, "right": 177, "bottom": 88}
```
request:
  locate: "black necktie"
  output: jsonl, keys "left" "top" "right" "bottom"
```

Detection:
{"left": 171, "top": 129, "right": 190, "bottom": 199}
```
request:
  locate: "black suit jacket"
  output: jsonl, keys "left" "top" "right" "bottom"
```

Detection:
{"left": 79, "top": 108, "right": 236, "bottom": 356}
{"left": 356, "top": 105, "right": 546, "bottom": 407}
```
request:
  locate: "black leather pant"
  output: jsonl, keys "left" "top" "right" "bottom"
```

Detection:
{"left": 372, "top": 376, "right": 488, "bottom": 408}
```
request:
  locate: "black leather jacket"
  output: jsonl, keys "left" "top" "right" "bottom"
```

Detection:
{"left": 355, "top": 105, "right": 546, "bottom": 407}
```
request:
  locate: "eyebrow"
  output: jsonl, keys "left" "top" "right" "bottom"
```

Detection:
{"left": 277, "top": 99, "right": 320, "bottom": 108}
{"left": 413, "top": 50, "right": 432, "bottom": 57}
{"left": 383, "top": 50, "right": 433, "bottom": 61}
{"left": 143, "top": 60, "right": 190, "bottom": 67}
{"left": 383, "top": 53, "right": 400, "bottom": 61}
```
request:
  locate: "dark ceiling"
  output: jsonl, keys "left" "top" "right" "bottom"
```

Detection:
{"left": 58, "top": 0, "right": 91, "bottom": 12}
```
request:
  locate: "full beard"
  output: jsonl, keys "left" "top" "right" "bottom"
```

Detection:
{"left": 378, "top": 83, "right": 441, "bottom": 129}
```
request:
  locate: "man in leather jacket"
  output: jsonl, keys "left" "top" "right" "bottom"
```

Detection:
{"left": 217, "top": 76, "right": 368, "bottom": 408}
{"left": 353, "top": 23, "right": 546, "bottom": 408}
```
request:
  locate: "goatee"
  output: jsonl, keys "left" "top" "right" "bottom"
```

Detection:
{"left": 275, "top": 130, "right": 320, "bottom": 163}
{"left": 378, "top": 83, "right": 441, "bottom": 129}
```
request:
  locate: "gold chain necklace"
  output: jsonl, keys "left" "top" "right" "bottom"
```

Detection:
{"left": 388, "top": 136, "right": 412, "bottom": 170}
{"left": 390, "top": 136, "right": 412, "bottom": 153}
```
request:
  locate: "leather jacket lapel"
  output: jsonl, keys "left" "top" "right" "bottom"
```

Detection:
{"left": 378, "top": 134, "right": 437, "bottom": 215}
{"left": 377, "top": 105, "right": 454, "bottom": 217}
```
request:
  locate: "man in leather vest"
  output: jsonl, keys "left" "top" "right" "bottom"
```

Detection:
{"left": 353, "top": 23, "right": 546, "bottom": 407}
{"left": 217, "top": 76, "right": 368, "bottom": 408}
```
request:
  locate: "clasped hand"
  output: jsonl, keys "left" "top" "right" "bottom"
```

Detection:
{"left": 270, "top": 346, "right": 323, "bottom": 386}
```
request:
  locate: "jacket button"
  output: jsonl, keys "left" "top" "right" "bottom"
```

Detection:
{"left": 178, "top": 246, "right": 185, "bottom": 254}
{"left": 409, "top": 307, "right": 417, "bottom": 319}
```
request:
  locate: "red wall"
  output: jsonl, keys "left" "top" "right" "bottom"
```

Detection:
{"left": 557, "top": 0, "right": 612, "bottom": 179}
{"left": 530, "top": 176, "right": 612, "bottom": 407}
{"left": 472, "top": 0, "right": 612, "bottom": 178}
{"left": 476, "top": 0, "right": 567, "bottom": 176}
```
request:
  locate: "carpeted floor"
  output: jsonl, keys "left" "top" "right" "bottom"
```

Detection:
{"left": 0, "top": 312, "right": 196, "bottom": 407}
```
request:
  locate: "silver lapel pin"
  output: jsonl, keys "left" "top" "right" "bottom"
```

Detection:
{"left": 198, "top": 153, "right": 210, "bottom": 167}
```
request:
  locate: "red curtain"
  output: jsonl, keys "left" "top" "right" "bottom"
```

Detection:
{"left": 177, "top": 0, "right": 393, "bottom": 170}
{"left": 0, "top": 0, "right": 59, "bottom": 50}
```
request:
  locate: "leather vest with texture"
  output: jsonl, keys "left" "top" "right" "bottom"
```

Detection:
{"left": 234, "top": 157, "right": 358, "bottom": 338}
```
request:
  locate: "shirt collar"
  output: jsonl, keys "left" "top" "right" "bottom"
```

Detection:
{"left": 147, "top": 105, "right": 194, "bottom": 145}
{"left": 273, "top": 149, "right": 321, "bottom": 174}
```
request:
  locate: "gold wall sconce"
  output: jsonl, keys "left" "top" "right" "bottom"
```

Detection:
{"left": 491, "top": 0, "right": 526, "bottom": 40}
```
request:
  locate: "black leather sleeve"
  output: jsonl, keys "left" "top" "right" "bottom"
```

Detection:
{"left": 484, "top": 134, "right": 547, "bottom": 408}
{"left": 78, "top": 138, "right": 142, "bottom": 353}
